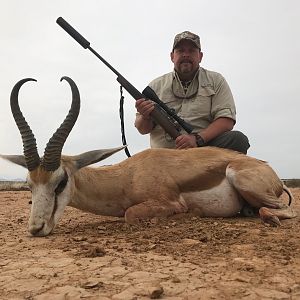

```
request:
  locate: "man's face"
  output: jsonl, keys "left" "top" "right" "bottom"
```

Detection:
{"left": 171, "top": 40, "right": 203, "bottom": 79}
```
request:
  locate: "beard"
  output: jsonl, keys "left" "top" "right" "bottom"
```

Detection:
{"left": 179, "top": 62, "right": 193, "bottom": 73}
{"left": 178, "top": 59, "right": 196, "bottom": 73}
{"left": 176, "top": 61, "right": 197, "bottom": 80}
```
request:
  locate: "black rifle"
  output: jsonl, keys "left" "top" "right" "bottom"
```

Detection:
{"left": 56, "top": 17, "right": 194, "bottom": 139}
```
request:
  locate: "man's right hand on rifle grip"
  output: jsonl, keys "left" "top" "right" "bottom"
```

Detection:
{"left": 135, "top": 99, "right": 155, "bottom": 120}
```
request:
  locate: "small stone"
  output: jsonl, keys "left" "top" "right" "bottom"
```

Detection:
{"left": 150, "top": 217, "right": 159, "bottom": 224}
{"left": 86, "top": 246, "right": 106, "bottom": 257}
{"left": 72, "top": 236, "right": 87, "bottom": 242}
{"left": 148, "top": 244, "right": 157, "bottom": 250}
{"left": 81, "top": 280, "right": 103, "bottom": 289}
{"left": 181, "top": 238, "right": 200, "bottom": 245}
{"left": 172, "top": 276, "right": 181, "bottom": 283}
{"left": 150, "top": 285, "right": 164, "bottom": 299}
{"left": 97, "top": 226, "right": 106, "bottom": 231}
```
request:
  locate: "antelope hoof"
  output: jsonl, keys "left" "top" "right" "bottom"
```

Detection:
{"left": 262, "top": 215, "right": 281, "bottom": 227}
{"left": 259, "top": 207, "right": 282, "bottom": 227}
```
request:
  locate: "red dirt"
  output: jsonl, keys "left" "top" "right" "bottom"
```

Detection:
{"left": 0, "top": 189, "right": 299, "bottom": 300}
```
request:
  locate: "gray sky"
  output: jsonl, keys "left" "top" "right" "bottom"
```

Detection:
{"left": 0, "top": 0, "right": 299, "bottom": 180}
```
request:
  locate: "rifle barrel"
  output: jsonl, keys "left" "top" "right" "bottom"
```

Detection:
{"left": 56, "top": 17, "right": 184, "bottom": 139}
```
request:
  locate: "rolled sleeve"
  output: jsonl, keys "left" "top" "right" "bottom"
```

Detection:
{"left": 211, "top": 76, "right": 236, "bottom": 123}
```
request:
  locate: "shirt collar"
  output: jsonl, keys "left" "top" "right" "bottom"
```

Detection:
{"left": 172, "top": 69, "right": 200, "bottom": 99}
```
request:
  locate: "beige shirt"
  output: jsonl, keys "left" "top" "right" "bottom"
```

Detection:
{"left": 143, "top": 67, "right": 236, "bottom": 148}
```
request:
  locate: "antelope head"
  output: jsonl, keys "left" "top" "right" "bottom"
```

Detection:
{"left": 1, "top": 77, "right": 123, "bottom": 236}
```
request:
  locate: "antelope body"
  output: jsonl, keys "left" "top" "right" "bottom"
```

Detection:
{"left": 1, "top": 77, "right": 297, "bottom": 237}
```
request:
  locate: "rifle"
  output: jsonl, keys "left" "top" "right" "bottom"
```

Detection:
{"left": 56, "top": 17, "right": 194, "bottom": 140}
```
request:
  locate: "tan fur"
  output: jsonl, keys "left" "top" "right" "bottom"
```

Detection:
{"left": 70, "top": 148, "right": 237, "bottom": 204}
{"left": 5, "top": 146, "right": 296, "bottom": 236}
{"left": 29, "top": 167, "right": 52, "bottom": 184}
{"left": 63, "top": 147, "right": 296, "bottom": 225}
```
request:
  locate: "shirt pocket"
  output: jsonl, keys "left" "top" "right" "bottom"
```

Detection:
{"left": 184, "top": 87, "right": 215, "bottom": 119}
{"left": 163, "top": 97, "right": 182, "bottom": 114}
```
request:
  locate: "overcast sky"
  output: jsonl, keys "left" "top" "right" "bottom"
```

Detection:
{"left": 0, "top": 0, "right": 299, "bottom": 180}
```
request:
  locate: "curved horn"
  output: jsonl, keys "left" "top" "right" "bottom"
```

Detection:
{"left": 10, "top": 78, "right": 40, "bottom": 171}
{"left": 41, "top": 76, "right": 80, "bottom": 171}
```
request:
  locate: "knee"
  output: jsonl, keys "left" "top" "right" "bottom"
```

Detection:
{"left": 229, "top": 131, "right": 250, "bottom": 154}
{"left": 207, "top": 130, "right": 250, "bottom": 154}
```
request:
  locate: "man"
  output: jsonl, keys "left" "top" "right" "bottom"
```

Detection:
{"left": 135, "top": 31, "right": 250, "bottom": 154}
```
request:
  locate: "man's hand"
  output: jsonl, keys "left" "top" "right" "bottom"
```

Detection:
{"left": 135, "top": 98, "right": 155, "bottom": 134}
{"left": 175, "top": 134, "right": 197, "bottom": 149}
{"left": 135, "top": 99, "right": 155, "bottom": 119}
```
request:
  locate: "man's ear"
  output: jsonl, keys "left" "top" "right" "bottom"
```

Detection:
{"left": 170, "top": 51, "right": 175, "bottom": 63}
{"left": 199, "top": 51, "right": 203, "bottom": 63}
{"left": 0, "top": 155, "right": 27, "bottom": 169}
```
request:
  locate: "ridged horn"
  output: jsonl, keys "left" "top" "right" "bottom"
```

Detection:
{"left": 10, "top": 78, "right": 40, "bottom": 171}
{"left": 41, "top": 76, "right": 80, "bottom": 171}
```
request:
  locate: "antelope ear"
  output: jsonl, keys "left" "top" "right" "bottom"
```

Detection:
{"left": 0, "top": 155, "right": 27, "bottom": 169}
{"left": 73, "top": 146, "right": 126, "bottom": 170}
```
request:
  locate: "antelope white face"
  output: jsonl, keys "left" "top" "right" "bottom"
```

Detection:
{"left": 26, "top": 166, "right": 71, "bottom": 236}
{"left": 1, "top": 76, "right": 125, "bottom": 237}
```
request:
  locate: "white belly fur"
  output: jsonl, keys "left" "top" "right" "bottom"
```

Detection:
{"left": 182, "top": 179, "right": 243, "bottom": 217}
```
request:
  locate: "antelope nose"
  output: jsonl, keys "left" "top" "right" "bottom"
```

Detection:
{"left": 29, "top": 222, "right": 45, "bottom": 236}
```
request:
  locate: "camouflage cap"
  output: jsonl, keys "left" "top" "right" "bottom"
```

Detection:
{"left": 172, "top": 31, "right": 201, "bottom": 50}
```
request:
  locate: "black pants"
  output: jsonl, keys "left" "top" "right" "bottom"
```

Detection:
{"left": 205, "top": 131, "right": 250, "bottom": 154}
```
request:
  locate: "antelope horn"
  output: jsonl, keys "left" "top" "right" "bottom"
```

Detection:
{"left": 41, "top": 76, "right": 80, "bottom": 171}
{"left": 10, "top": 78, "right": 40, "bottom": 171}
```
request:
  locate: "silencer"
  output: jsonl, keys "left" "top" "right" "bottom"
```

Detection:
{"left": 56, "top": 17, "right": 90, "bottom": 49}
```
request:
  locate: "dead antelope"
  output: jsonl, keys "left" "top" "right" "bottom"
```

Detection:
{"left": 1, "top": 77, "right": 297, "bottom": 237}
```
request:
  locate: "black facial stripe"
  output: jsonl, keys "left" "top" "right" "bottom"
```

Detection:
{"left": 55, "top": 172, "right": 69, "bottom": 195}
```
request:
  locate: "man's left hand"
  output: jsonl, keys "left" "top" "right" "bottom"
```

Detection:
{"left": 175, "top": 134, "right": 197, "bottom": 149}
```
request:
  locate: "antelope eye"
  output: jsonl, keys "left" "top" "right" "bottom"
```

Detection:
{"left": 55, "top": 174, "right": 68, "bottom": 195}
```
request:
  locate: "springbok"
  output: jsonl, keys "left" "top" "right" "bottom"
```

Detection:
{"left": 1, "top": 77, "right": 297, "bottom": 237}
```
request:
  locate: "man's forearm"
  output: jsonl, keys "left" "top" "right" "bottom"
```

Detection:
{"left": 199, "top": 117, "right": 234, "bottom": 143}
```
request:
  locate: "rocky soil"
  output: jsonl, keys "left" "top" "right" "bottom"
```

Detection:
{"left": 0, "top": 189, "right": 299, "bottom": 300}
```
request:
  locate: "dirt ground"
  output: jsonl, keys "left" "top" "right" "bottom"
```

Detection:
{"left": 0, "top": 189, "right": 299, "bottom": 300}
